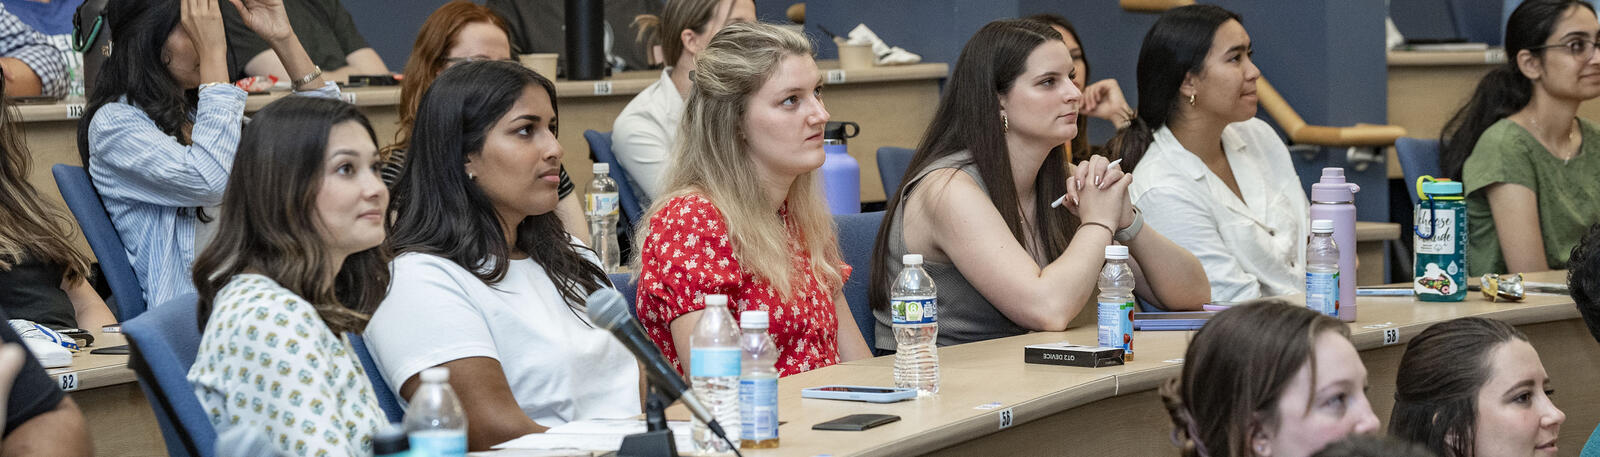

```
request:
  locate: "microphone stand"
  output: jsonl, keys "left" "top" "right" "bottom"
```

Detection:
{"left": 618, "top": 386, "right": 678, "bottom": 457}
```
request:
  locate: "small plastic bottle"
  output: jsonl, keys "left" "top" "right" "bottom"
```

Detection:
{"left": 403, "top": 367, "right": 467, "bottom": 457}
{"left": 1306, "top": 220, "right": 1341, "bottom": 318}
{"left": 1097, "top": 246, "right": 1135, "bottom": 362}
{"left": 738, "top": 310, "right": 779, "bottom": 449}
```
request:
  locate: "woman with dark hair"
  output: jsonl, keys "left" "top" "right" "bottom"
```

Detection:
{"left": 1025, "top": 13, "right": 1134, "bottom": 162}
{"left": 77, "top": 0, "right": 335, "bottom": 308}
{"left": 612, "top": 0, "right": 754, "bottom": 200}
{"left": 364, "top": 61, "right": 639, "bottom": 451}
{"left": 1108, "top": 4, "right": 1309, "bottom": 304}
{"left": 1390, "top": 317, "right": 1566, "bottom": 457}
{"left": 381, "top": 0, "right": 588, "bottom": 242}
{"left": 867, "top": 18, "right": 1209, "bottom": 350}
{"left": 187, "top": 96, "right": 389, "bottom": 457}
{"left": 0, "top": 76, "right": 116, "bottom": 331}
{"left": 1162, "top": 299, "right": 1379, "bottom": 457}
{"left": 1439, "top": 0, "right": 1600, "bottom": 276}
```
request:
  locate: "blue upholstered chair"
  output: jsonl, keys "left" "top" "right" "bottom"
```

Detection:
{"left": 347, "top": 333, "right": 405, "bottom": 423}
{"left": 1394, "top": 137, "right": 1443, "bottom": 207}
{"left": 122, "top": 293, "right": 212, "bottom": 457}
{"left": 584, "top": 130, "right": 645, "bottom": 230}
{"left": 875, "top": 146, "right": 916, "bottom": 200}
{"left": 52, "top": 164, "right": 146, "bottom": 320}
{"left": 834, "top": 211, "right": 885, "bottom": 354}
{"left": 609, "top": 272, "right": 638, "bottom": 318}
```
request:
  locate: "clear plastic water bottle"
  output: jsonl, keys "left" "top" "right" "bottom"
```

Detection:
{"left": 404, "top": 367, "right": 467, "bottom": 457}
{"left": 373, "top": 423, "right": 412, "bottom": 457}
{"left": 1097, "top": 246, "right": 1135, "bottom": 362}
{"left": 738, "top": 310, "right": 779, "bottom": 449}
{"left": 891, "top": 254, "right": 939, "bottom": 395}
{"left": 690, "top": 294, "right": 741, "bottom": 454}
{"left": 1306, "top": 219, "right": 1341, "bottom": 318}
{"left": 586, "top": 163, "right": 621, "bottom": 272}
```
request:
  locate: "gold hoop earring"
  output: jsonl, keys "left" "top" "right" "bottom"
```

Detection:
{"left": 1003, "top": 113, "right": 1009, "bottom": 133}
{"left": 1188, "top": 93, "right": 1196, "bottom": 106}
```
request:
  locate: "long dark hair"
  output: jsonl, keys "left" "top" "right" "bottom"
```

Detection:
{"left": 1389, "top": 317, "right": 1529, "bottom": 457}
{"left": 867, "top": 19, "right": 1076, "bottom": 312}
{"left": 1, "top": 77, "right": 92, "bottom": 283}
{"left": 388, "top": 60, "right": 606, "bottom": 314}
{"left": 77, "top": 0, "right": 193, "bottom": 167}
{"left": 1439, "top": 0, "right": 1594, "bottom": 181}
{"left": 1106, "top": 4, "right": 1241, "bottom": 171}
{"left": 1025, "top": 14, "right": 1095, "bottom": 162}
{"left": 193, "top": 97, "right": 391, "bottom": 334}
{"left": 1569, "top": 223, "right": 1600, "bottom": 343}
{"left": 1160, "top": 299, "right": 1349, "bottom": 457}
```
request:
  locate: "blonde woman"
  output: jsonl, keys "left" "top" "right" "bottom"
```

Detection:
{"left": 633, "top": 22, "right": 872, "bottom": 377}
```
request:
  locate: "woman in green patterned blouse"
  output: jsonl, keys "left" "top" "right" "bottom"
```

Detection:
{"left": 186, "top": 96, "right": 392, "bottom": 457}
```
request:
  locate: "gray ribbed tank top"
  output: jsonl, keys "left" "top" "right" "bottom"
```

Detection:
{"left": 873, "top": 152, "right": 1037, "bottom": 350}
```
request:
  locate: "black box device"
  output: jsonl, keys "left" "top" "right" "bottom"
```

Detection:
{"left": 1023, "top": 342, "right": 1125, "bottom": 368}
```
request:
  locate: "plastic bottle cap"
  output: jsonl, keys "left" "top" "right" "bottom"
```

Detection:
{"left": 705, "top": 294, "right": 729, "bottom": 306}
{"left": 373, "top": 424, "right": 410, "bottom": 454}
{"left": 1311, "top": 219, "right": 1335, "bottom": 233}
{"left": 1104, "top": 245, "right": 1129, "bottom": 260}
{"left": 1419, "top": 180, "right": 1463, "bottom": 196}
{"left": 593, "top": 163, "right": 609, "bottom": 174}
{"left": 903, "top": 254, "right": 923, "bottom": 265}
{"left": 740, "top": 310, "right": 769, "bottom": 329}
{"left": 1311, "top": 167, "right": 1360, "bottom": 203}
{"left": 420, "top": 367, "right": 449, "bottom": 383}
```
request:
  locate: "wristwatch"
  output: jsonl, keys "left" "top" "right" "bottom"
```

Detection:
{"left": 1114, "top": 206, "right": 1144, "bottom": 242}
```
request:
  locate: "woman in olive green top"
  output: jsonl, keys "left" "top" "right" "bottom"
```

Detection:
{"left": 1440, "top": 0, "right": 1600, "bottom": 275}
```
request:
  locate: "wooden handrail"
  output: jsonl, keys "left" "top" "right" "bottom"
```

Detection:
{"left": 1256, "top": 78, "right": 1406, "bottom": 147}
{"left": 1121, "top": 0, "right": 1194, "bottom": 12}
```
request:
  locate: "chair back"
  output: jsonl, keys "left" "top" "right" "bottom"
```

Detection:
{"left": 584, "top": 130, "right": 644, "bottom": 229}
{"left": 1394, "top": 137, "right": 1443, "bottom": 206}
{"left": 52, "top": 164, "right": 147, "bottom": 320}
{"left": 122, "top": 293, "right": 213, "bottom": 457}
{"left": 834, "top": 211, "right": 884, "bottom": 348}
{"left": 875, "top": 147, "right": 915, "bottom": 200}
{"left": 609, "top": 272, "right": 639, "bottom": 318}
{"left": 346, "top": 333, "right": 404, "bottom": 423}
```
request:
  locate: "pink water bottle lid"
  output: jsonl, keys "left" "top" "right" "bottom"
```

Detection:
{"left": 1311, "top": 167, "right": 1360, "bottom": 203}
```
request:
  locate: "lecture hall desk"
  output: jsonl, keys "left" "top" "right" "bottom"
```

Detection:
{"left": 17, "top": 61, "right": 948, "bottom": 259}
{"left": 723, "top": 270, "right": 1596, "bottom": 456}
{"left": 46, "top": 331, "right": 165, "bottom": 457}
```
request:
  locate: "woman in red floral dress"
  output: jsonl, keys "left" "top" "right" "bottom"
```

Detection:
{"left": 631, "top": 22, "right": 873, "bottom": 377}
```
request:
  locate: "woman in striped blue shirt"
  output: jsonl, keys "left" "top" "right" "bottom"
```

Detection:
{"left": 75, "top": 0, "right": 339, "bottom": 308}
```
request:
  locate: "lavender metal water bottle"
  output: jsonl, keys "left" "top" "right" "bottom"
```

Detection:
{"left": 1310, "top": 168, "right": 1359, "bottom": 322}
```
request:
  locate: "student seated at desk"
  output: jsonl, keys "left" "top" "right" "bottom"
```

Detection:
{"left": 1026, "top": 13, "right": 1134, "bottom": 162}
{"left": 187, "top": 97, "right": 389, "bottom": 457}
{"left": 1438, "top": 0, "right": 1600, "bottom": 276}
{"left": 0, "top": 77, "right": 115, "bottom": 331}
{"left": 485, "top": 0, "right": 657, "bottom": 72}
{"left": 219, "top": 0, "right": 388, "bottom": 82}
{"left": 365, "top": 61, "right": 640, "bottom": 451}
{"left": 381, "top": 0, "right": 587, "bottom": 243}
{"left": 868, "top": 18, "right": 1208, "bottom": 349}
{"left": 611, "top": 0, "right": 753, "bottom": 201}
{"left": 1107, "top": 4, "right": 1311, "bottom": 304}
{"left": 633, "top": 22, "right": 872, "bottom": 376}
{"left": 78, "top": 0, "right": 337, "bottom": 307}
{"left": 1389, "top": 318, "right": 1566, "bottom": 457}
{"left": 1162, "top": 299, "right": 1379, "bottom": 457}
{"left": 0, "top": 309, "right": 91, "bottom": 456}
{"left": 1568, "top": 223, "right": 1600, "bottom": 457}
{"left": 0, "top": 2, "right": 69, "bottom": 97}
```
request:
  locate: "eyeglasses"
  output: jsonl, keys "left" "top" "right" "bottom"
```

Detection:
{"left": 442, "top": 56, "right": 517, "bottom": 67}
{"left": 1531, "top": 39, "right": 1600, "bottom": 58}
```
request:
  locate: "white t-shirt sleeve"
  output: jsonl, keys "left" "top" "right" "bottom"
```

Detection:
{"left": 364, "top": 254, "right": 499, "bottom": 395}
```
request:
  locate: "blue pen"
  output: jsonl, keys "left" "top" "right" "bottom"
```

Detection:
{"left": 1356, "top": 288, "right": 1415, "bottom": 296}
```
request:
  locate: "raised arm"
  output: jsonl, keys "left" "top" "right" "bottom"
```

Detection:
{"left": 228, "top": 0, "right": 325, "bottom": 89}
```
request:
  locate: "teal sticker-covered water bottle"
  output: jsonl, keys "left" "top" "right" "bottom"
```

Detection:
{"left": 1413, "top": 176, "right": 1467, "bottom": 301}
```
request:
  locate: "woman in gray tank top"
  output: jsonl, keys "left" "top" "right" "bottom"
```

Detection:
{"left": 866, "top": 19, "right": 1212, "bottom": 350}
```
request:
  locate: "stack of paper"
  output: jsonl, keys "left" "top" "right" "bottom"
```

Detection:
{"left": 491, "top": 419, "right": 695, "bottom": 455}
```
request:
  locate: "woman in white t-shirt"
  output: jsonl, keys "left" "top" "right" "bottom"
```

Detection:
{"left": 1108, "top": 5, "right": 1309, "bottom": 303}
{"left": 364, "top": 61, "right": 641, "bottom": 451}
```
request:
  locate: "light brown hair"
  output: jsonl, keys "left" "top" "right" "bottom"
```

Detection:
{"left": 632, "top": 0, "right": 735, "bottom": 67}
{"left": 389, "top": 0, "right": 511, "bottom": 157}
{"left": 0, "top": 84, "right": 92, "bottom": 285}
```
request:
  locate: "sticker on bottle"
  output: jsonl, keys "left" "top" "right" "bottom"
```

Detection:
{"left": 690, "top": 347, "right": 741, "bottom": 377}
{"left": 586, "top": 192, "right": 619, "bottom": 217}
{"left": 890, "top": 297, "right": 937, "bottom": 324}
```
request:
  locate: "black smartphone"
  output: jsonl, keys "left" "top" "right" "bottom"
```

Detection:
{"left": 90, "top": 345, "right": 129, "bottom": 355}
{"left": 811, "top": 414, "right": 900, "bottom": 431}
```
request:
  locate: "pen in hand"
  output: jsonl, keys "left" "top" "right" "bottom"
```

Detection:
{"left": 1051, "top": 158, "right": 1122, "bottom": 208}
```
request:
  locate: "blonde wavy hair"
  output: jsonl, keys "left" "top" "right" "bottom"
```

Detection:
{"left": 632, "top": 22, "right": 844, "bottom": 301}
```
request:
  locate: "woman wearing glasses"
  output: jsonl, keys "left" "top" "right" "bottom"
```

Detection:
{"left": 383, "top": 1, "right": 588, "bottom": 243}
{"left": 1440, "top": 0, "right": 1600, "bottom": 275}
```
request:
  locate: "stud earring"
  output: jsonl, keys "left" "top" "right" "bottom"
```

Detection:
{"left": 467, "top": 171, "right": 476, "bottom": 180}
{"left": 1002, "top": 113, "right": 1009, "bottom": 133}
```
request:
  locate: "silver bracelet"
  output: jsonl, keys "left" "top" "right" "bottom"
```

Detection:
{"left": 1114, "top": 206, "right": 1144, "bottom": 242}
{"left": 292, "top": 65, "right": 323, "bottom": 89}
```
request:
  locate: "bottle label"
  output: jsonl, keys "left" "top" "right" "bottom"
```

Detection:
{"left": 586, "top": 192, "right": 620, "bottom": 217}
{"left": 1414, "top": 206, "right": 1457, "bottom": 254}
{"left": 1306, "top": 271, "right": 1339, "bottom": 317}
{"left": 739, "top": 377, "right": 779, "bottom": 441}
{"left": 1096, "top": 301, "right": 1134, "bottom": 354}
{"left": 890, "top": 297, "right": 937, "bottom": 324}
{"left": 690, "top": 347, "right": 741, "bottom": 377}
{"left": 409, "top": 430, "right": 467, "bottom": 457}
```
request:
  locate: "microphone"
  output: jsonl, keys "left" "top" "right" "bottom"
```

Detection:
{"left": 586, "top": 288, "right": 721, "bottom": 432}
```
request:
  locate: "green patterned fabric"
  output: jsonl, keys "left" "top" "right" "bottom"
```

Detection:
{"left": 188, "top": 274, "right": 386, "bottom": 457}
